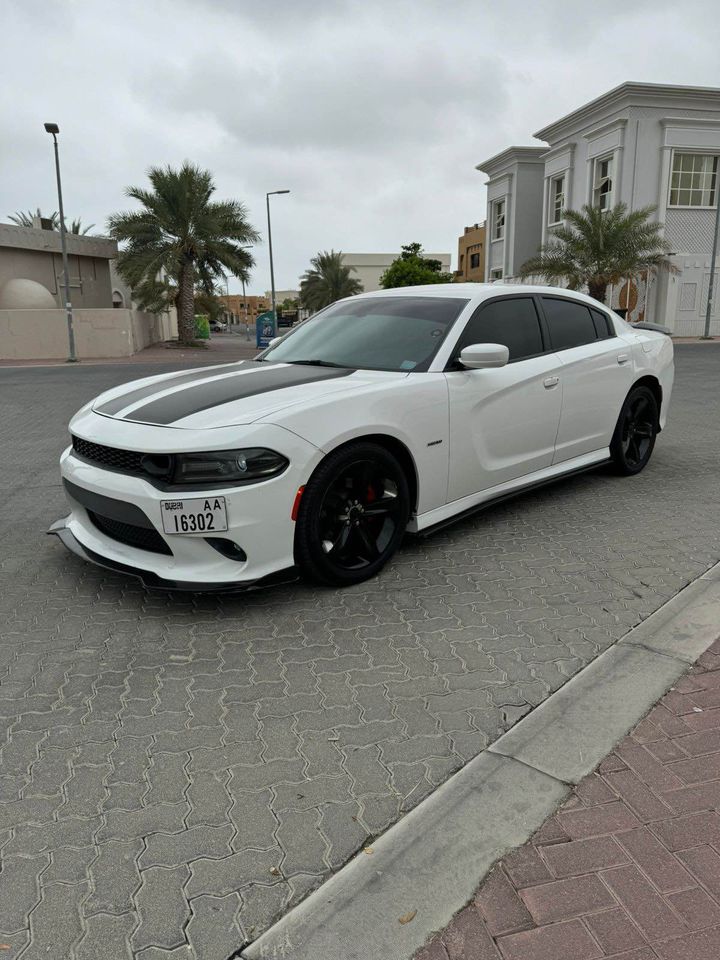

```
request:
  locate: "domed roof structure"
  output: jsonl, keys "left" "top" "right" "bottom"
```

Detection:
{"left": 0, "top": 278, "right": 57, "bottom": 310}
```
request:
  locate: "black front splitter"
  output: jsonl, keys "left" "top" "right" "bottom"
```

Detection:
{"left": 47, "top": 517, "right": 299, "bottom": 594}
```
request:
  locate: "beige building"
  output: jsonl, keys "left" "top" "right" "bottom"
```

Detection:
{"left": 218, "top": 293, "right": 271, "bottom": 324}
{"left": 340, "top": 252, "right": 452, "bottom": 293}
{"left": 454, "top": 222, "right": 486, "bottom": 282}
{"left": 0, "top": 222, "right": 176, "bottom": 360}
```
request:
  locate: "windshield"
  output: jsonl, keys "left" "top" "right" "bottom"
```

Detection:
{"left": 259, "top": 296, "right": 468, "bottom": 372}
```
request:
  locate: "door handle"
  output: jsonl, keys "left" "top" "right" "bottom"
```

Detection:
{"left": 543, "top": 376, "right": 559, "bottom": 388}
{"left": 617, "top": 353, "right": 630, "bottom": 364}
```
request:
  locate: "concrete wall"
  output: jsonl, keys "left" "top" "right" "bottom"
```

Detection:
{"left": 0, "top": 223, "right": 118, "bottom": 309}
{"left": 0, "top": 308, "right": 173, "bottom": 361}
{"left": 0, "top": 246, "right": 113, "bottom": 308}
{"left": 513, "top": 163, "right": 545, "bottom": 273}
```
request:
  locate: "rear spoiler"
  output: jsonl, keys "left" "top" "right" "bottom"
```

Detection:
{"left": 631, "top": 321, "right": 672, "bottom": 336}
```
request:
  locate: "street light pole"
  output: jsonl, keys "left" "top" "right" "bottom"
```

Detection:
{"left": 266, "top": 189, "right": 290, "bottom": 335}
{"left": 702, "top": 189, "right": 720, "bottom": 339}
{"left": 241, "top": 275, "right": 249, "bottom": 340}
{"left": 44, "top": 122, "right": 77, "bottom": 362}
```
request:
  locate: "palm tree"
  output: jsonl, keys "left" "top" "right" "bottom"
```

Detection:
{"left": 108, "top": 163, "right": 259, "bottom": 343}
{"left": 9, "top": 208, "right": 59, "bottom": 228}
{"left": 299, "top": 250, "right": 363, "bottom": 311}
{"left": 68, "top": 218, "right": 95, "bottom": 235}
{"left": 519, "top": 204, "right": 673, "bottom": 304}
{"left": 8, "top": 209, "right": 95, "bottom": 234}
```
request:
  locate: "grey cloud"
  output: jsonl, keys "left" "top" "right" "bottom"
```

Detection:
{"left": 1, "top": 0, "right": 719, "bottom": 294}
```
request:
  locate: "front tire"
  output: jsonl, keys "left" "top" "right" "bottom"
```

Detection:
{"left": 295, "top": 442, "right": 410, "bottom": 586}
{"left": 610, "top": 385, "right": 659, "bottom": 475}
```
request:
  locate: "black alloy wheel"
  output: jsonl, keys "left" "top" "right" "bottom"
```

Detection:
{"left": 295, "top": 442, "right": 410, "bottom": 585}
{"left": 610, "top": 385, "right": 659, "bottom": 475}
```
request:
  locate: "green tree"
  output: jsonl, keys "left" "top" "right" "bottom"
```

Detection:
{"left": 519, "top": 203, "right": 673, "bottom": 304}
{"left": 108, "top": 163, "right": 259, "bottom": 344}
{"left": 379, "top": 242, "right": 453, "bottom": 289}
{"left": 299, "top": 250, "right": 363, "bottom": 311}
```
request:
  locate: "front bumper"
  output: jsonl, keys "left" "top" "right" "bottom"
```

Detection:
{"left": 51, "top": 421, "right": 323, "bottom": 591}
{"left": 48, "top": 517, "right": 298, "bottom": 592}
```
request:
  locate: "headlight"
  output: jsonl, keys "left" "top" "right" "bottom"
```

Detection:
{"left": 171, "top": 448, "right": 289, "bottom": 485}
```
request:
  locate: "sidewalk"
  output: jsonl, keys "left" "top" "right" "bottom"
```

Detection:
{"left": 0, "top": 333, "right": 259, "bottom": 367}
{"left": 417, "top": 637, "right": 720, "bottom": 960}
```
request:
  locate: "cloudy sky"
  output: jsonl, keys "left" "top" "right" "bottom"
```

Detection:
{"left": 2, "top": 0, "right": 719, "bottom": 294}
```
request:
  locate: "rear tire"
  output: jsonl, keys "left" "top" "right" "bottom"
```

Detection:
{"left": 295, "top": 442, "right": 410, "bottom": 586}
{"left": 610, "top": 385, "right": 659, "bottom": 476}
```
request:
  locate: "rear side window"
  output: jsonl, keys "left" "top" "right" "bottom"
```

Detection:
{"left": 541, "top": 297, "right": 598, "bottom": 350}
{"left": 454, "top": 297, "right": 544, "bottom": 362}
{"left": 591, "top": 308, "right": 614, "bottom": 339}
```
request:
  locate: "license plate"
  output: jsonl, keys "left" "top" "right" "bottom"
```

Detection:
{"left": 160, "top": 496, "right": 228, "bottom": 535}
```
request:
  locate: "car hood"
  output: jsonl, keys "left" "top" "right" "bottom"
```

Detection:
{"left": 91, "top": 360, "right": 404, "bottom": 429}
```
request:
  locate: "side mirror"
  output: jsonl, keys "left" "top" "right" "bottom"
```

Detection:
{"left": 268, "top": 336, "right": 283, "bottom": 347}
{"left": 458, "top": 342, "right": 509, "bottom": 369}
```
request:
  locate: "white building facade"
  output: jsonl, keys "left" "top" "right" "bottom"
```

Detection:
{"left": 477, "top": 83, "right": 720, "bottom": 335}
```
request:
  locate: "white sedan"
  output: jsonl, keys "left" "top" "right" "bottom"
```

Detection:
{"left": 50, "top": 284, "right": 673, "bottom": 590}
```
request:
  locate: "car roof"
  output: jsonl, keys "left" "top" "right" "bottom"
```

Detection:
{"left": 349, "top": 283, "right": 612, "bottom": 311}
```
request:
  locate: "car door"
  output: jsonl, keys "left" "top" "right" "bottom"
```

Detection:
{"left": 444, "top": 295, "right": 563, "bottom": 503}
{"left": 538, "top": 296, "right": 635, "bottom": 463}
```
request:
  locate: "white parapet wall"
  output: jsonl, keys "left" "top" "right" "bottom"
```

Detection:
{"left": 0, "top": 308, "right": 176, "bottom": 360}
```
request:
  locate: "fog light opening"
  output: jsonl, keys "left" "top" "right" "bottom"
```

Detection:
{"left": 205, "top": 538, "right": 247, "bottom": 562}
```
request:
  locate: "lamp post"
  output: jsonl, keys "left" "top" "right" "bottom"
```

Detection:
{"left": 702, "top": 190, "right": 720, "bottom": 339}
{"left": 266, "top": 189, "right": 290, "bottom": 335}
{"left": 241, "top": 275, "right": 249, "bottom": 340}
{"left": 44, "top": 122, "right": 77, "bottom": 361}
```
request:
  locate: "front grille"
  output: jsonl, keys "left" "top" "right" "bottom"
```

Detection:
{"left": 72, "top": 436, "right": 144, "bottom": 474}
{"left": 87, "top": 511, "right": 173, "bottom": 555}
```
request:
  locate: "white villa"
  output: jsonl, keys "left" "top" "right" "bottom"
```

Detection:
{"left": 476, "top": 83, "right": 720, "bottom": 335}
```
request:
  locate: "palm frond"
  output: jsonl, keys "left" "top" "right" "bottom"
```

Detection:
{"left": 519, "top": 203, "right": 673, "bottom": 303}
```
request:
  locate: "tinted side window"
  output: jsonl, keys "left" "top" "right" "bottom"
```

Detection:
{"left": 591, "top": 308, "right": 613, "bottom": 339}
{"left": 455, "top": 297, "right": 544, "bottom": 362}
{"left": 541, "top": 298, "right": 597, "bottom": 350}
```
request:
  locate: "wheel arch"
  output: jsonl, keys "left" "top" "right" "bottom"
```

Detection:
{"left": 631, "top": 375, "right": 663, "bottom": 429}
{"left": 321, "top": 434, "right": 420, "bottom": 515}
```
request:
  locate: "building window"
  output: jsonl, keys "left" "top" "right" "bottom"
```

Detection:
{"left": 490, "top": 268, "right": 503, "bottom": 281}
{"left": 549, "top": 175, "right": 565, "bottom": 225}
{"left": 593, "top": 155, "right": 614, "bottom": 212}
{"left": 470, "top": 253, "right": 481, "bottom": 269}
{"left": 669, "top": 152, "right": 718, "bottom": 208}
{"left": 492, "top": 199, "right": 506, "bottom": 240}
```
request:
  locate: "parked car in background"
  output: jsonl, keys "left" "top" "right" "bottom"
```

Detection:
{"left": 50, "top": 284, "right": 673, "bottom": 591}
{"left": 209, "top": 319, "right": 227, "bottom": 332}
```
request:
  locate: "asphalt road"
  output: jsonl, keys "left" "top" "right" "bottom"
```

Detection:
{"left": 1, "top": 346, "right": 719, "bottom": 959}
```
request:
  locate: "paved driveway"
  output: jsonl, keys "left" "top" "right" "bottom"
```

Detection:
{"left": 1, "top": 346, "right": 719, "bottom": 959}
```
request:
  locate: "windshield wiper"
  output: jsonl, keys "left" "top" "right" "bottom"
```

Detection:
{"left": 283, "top": 359, "right": 347, "bottom": 368}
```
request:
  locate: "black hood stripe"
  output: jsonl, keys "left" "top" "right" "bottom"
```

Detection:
{"left": 123, "top": 363, "right": 356, "bottom": 425}
{"left": 95, "top": 361, "right": 253, "bottom": 416}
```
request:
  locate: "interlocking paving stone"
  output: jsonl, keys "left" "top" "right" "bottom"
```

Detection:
{"left": 86, "top": 838, "right": 144, "bottom": 915}
{"left": 3, "top": 347, "right": 720, "bottom": 956}
{"left": 25, "top": 881, "right": 89, "bottom": 960}
{"left": 75, "top": 912, "right": 136, "bottom": 960}
{"left": 132, "top": 865, "right": 190, "bottom": 952}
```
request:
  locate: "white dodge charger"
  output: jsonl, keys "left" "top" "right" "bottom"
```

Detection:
{"left": 50, "top": 284, "right": 673, "bottom": 590}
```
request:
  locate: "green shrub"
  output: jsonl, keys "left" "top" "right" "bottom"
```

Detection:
{"left": 194, "top": 314, "right": 210, "bottom": 340}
